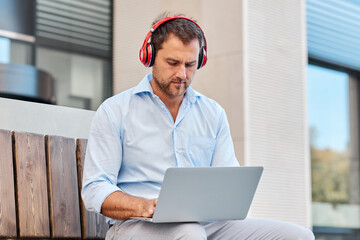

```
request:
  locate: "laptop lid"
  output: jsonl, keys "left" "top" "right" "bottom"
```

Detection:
{"left": 149, "top": 166, "right": 263, "bottom": 223}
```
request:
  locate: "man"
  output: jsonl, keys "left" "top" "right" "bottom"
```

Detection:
{"left": 82, "top": 13, "right": 314, "bottom": 239}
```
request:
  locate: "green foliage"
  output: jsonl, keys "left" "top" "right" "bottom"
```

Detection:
{"left": 311, "top": 145, "right": 350, "bottom": 204}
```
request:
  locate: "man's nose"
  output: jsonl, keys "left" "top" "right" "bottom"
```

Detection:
{"left": 175, "top": 65, "right": 186, "bottom": 80}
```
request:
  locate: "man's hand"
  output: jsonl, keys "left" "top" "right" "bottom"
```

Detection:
{"left": 101, "top": 191, "right": 158, "bottom": 220}
{"left": 141, "top": 198, "right": 158, "bottom": 218}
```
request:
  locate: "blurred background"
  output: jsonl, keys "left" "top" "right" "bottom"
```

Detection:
{"left": 0, "top": 0, "right": 359, "bottom": 239}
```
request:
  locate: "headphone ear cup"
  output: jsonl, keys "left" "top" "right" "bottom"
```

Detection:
{"left": 197, "top": 47, "right": 206, "bottom": 69}
{"left": 148, "top": 43, "right": 156, "bottom": 67}
{"left": 143, "top": 43, "right": 151, "bottom": 67}
{"left": 139, "top": 44, "right": 147, "bottom": 65}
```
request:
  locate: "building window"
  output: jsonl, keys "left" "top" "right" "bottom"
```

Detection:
{"left": 0, "top": 37, "right": 33, "bottom": 65}
{"left": 308, "top": 63, "right": 360, "bottom": 237}
{"left": 34, "top": 0, "right": 113, "bottom": 110}
{"left": 0, "top": 0, "right": 112, "bottom": 110}
{"left": 36, "top": 47, "right": 111, "bottom": 110}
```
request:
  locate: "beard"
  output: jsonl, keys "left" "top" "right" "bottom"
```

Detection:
{"left": 152, "top": 75, "right": 190, "bottom": 98}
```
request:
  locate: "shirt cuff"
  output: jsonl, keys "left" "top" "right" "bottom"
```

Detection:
{"left": 83, "top": 182, "right": 122, "bottom": 214}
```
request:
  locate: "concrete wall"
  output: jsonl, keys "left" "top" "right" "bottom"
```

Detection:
{"left": 0, "top": 97, "right": 94, "bottom": 139}
{"left": 113, "top": 0, "right": 310, "bottom": 228}
{"left": 244, "top": 0, "right": 310, "bottom": 227}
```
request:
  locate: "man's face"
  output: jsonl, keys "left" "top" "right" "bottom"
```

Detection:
{"left": 151, "top": 34, "right": 200, "bottom": 100}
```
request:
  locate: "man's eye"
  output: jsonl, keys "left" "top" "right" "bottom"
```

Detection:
{"left": 186, "top": 63, "right": 196, "bottom": 68}
{"left": 168, "top": 62, "right": 177, "bottom": 66}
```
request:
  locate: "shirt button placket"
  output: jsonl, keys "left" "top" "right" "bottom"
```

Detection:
{"left": 173, "top": 126, "right": 182, "bottom": 166}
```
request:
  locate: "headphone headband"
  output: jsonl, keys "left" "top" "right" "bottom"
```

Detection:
{"left": 139, "top": 15, "right": 207, "bottom": 69}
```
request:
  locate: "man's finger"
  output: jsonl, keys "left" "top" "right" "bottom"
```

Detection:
{"left": 148, "top": 207, "right": 154, "bottom": 215}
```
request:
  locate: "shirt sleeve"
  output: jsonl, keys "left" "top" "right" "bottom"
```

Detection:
{"left": 81, "top": 103, "right": 123, "bottom": 213}
{"left": 211, "top": 108, "right": 240, "bottom": 167}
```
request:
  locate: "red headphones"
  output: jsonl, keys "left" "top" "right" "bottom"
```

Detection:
{"left": 139, "top": 15, "right": 207, "bottom": 69}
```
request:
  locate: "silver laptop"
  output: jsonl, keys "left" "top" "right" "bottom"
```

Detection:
{"left": 131, "top": 166, "right": 263, "bottom": 223}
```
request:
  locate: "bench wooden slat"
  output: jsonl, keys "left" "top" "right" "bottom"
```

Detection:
{"left": 0, "top": 130, "right": 17, "bottom": 238}
{"left": 77, "top": 139, "right": 108, "bottom": 239}
{"left": 13, "top": 131, "right": 50, "bottom": 238}
{"left": 46, "top": 135, "right": 81, "bottom": 238}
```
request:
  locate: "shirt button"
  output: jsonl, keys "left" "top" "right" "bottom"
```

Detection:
{"left": 161, "top": 105, "right": 165, "bottom": 108}
{"left": 176, "top": 149, "right": 180, "bottom": 153}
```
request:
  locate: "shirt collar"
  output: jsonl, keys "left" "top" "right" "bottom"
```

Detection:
{"left": 133, "top": 74, "right": 154, "bottom": 94}
{"left": 185, "top": 85, "right": 201, "bottom": 104}
{"left": 133, "top": 73, "right": 201, "bottom": 104}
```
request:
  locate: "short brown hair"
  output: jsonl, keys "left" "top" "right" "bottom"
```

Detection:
{"left": 151, "top": 13, "right": 204, "bottom": 53}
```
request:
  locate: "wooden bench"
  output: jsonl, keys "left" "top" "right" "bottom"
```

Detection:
{"left": 0, "top": 129, "right": 108, "bottom": 239}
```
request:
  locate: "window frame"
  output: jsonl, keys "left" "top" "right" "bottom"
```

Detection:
{"left": 309, "top": 57, "right": 360, "bottom": 239}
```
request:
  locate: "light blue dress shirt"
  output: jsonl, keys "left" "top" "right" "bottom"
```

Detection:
{"left": 81, "top": 74, "right": 239, "bottom": 222}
